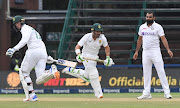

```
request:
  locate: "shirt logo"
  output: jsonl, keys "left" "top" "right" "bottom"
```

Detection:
{"left": 99, "top": 40, "right": 101, "bottom": 43}
{"left": 143, "top": 28, "right": 147, "bottom": 29}
{"left": 142, "top": 32, "right": 155, "bottom": 36}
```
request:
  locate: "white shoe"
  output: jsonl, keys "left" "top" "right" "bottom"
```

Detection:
{"left": 164, "top": 93, "right": 172, "bottom": 99}
{"left": 137, "top": 94, "right": 152, "bottom": 99}
{"left": 23, "top": 95, "right": 38, "bottom": 102}
{"left": 50, "top": 64, "right": 60, "bottom": 79}
{"left": 62, "top": 67, "right": 79, "bottom": 78}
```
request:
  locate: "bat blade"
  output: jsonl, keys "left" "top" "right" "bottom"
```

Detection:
{"left": 54, "top": 59, "right": 78, "bottom": 68}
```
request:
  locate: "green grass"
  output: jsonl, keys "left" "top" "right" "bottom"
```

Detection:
{"left": 0, "top": 93, "right": 180, "bottom": 108}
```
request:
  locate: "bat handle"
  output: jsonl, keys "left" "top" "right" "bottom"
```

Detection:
{"left": 83, "top": 57, "right": 104, "bottom": 63}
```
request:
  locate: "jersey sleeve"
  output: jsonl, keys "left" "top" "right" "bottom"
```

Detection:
{"left": 158, "top": 25, "right": 165, "bottom": 37}
{"left": 78, "top": 34, "right": 88, "bottom": 47}
{"left": 14, "top": 26, "right": 31, "bottom": 50}
{"left": 102, "top": 35, "right": 108, "bottom": 47}
{"left": 138, "top": 25, "right": 143, "bottom": 36}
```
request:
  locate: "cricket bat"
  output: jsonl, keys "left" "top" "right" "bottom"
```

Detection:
{"left": 53, "top": 59, "right": 78, "bottom": 68}
{"left": 83, "top": 57, "right": 104, "bottom": 63}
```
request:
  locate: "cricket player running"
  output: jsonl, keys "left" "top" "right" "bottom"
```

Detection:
{"left": 6, "top": 15, "right": 60, "bottom": 102}
{"left": 133, "top": 12, "right": 173, "bottom": 99}
{"left": 62, "top": 23, "right": 114, "bottom": 99}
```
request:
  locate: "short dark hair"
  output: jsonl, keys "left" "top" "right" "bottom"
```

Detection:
{"left": 147, "top": 12, "right": 155, "bottom": 17}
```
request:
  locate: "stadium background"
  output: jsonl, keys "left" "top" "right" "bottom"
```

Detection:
{"left": 0, "top": 0, "right": 180, "bottom": 95}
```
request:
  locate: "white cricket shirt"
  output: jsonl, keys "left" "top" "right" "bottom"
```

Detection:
{"left": 78, "top": 32, "right": 108, "bottom": 56}
{"left": 14, "top": 24, "right": 46, "bottom": 50}
{"left": 138, "top": 21, "right": 165, "bottom": 49}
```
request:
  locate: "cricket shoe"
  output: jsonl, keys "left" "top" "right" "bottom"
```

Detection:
{"left": 62, "top": 67, "right": 90, "bottom": 83}
{"left": 137, "top": 94, "right": 152, "bottom": 99}
{"left": 96, "top": 95, "right": 103, "bottom": 99}
{"left": 23, "top": 95, "right": 38, "bottom": 102}
{"left": 164, "top": 93, "right": 172, "bottom": 99}
{"left": 50, "top": 64, "right": 60, "bottom": 80}
{"left": 62, "top": 67, "right": 80, "bottom": 78}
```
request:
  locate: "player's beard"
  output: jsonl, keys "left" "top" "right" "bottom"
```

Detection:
{"left": 146, "top": 20, "right": 154, "bottom": 25}
{"left": 93, "top": 32, "right": 100, "bottom": 38}
{"left": 94, "top": 34, "right": 100, "bottom": 38}
{"left": 13, "top": 25, "right": 19, "bottom": 32}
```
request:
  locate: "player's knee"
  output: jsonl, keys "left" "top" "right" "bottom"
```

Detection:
{"left": 19, "top": 69, "right": 28, "bottom": 81}
{"left": 24, "top": 76, "right": 32, "bottom": 83}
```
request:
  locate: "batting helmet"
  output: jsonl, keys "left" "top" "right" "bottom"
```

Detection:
{"left": 12, "top": 15, "right": 25, "bottom": 25}
{"left": 91, "top": 23, "right": 103, "bottom": 32}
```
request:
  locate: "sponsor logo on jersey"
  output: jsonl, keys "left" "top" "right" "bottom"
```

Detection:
{"left": 142, "top": 32, "right": 155, "bottom": 36}
{"left": 99, "top": 40, "right": 101, "bottom": 43}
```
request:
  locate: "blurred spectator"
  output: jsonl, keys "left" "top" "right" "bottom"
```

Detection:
{"left": 10, "top": 53, "right": 22, "bottom": 71}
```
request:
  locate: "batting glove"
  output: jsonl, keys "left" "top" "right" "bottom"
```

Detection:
{"left": 104, "top": 56, "right": 114, "bottom": 67}
{"left": 46, "top": 55, "right": 54, "bottom": 64}
{"left": 76, "top": 54, "right": 85, "bottom": 63}
{"left": 6, "top": 48, "right": 16, "bottom": 58}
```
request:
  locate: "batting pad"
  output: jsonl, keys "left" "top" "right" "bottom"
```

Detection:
{"left": 19, "top": 69, "right": 29, "bottom": 99}
{"left": 36, "top": 72, "right": 54, "bottom": 85}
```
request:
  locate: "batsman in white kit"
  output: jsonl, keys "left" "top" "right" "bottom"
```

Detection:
{"left": 62, "top": 23, "right": 114, "bottom": 99}
{"left": 6, "top": 15, "right": 60, "bottom": 102}
{"left": 133, "top": 12, "right": 173, "bottom": 99}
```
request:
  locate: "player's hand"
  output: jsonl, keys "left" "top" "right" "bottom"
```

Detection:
{"left": 133, "top": 52, "right": 138, "bottom": 60}
{"left": 104, "top": 56, "right": 114, "bottom": 67}
{"left": 168, "top": 50, "right": 173, "bottom": 58}
{"left": 76, "top": 54, "right": 85, "bottom": 63}
{"left": 6, "top": 48, "right": 16, "bottom": 58}
{"left": 46, "top": 55, "right": 54, "bottom": 64}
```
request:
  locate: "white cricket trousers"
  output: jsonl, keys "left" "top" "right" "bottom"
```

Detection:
{"left": 142, "top": 48, "right": 170, "bottom": 95}
{"left": 21, "top": 48, "right": 48, "bottom": 78}
{"left": 82, "top": 53, "right": 103, "bottom": 97}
